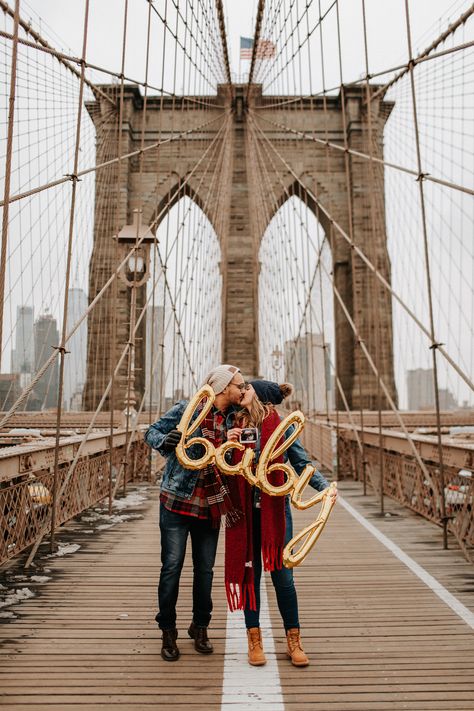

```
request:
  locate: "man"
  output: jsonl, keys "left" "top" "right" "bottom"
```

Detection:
{"left": 145, "top": 364, "right": 247, "bottom": 661}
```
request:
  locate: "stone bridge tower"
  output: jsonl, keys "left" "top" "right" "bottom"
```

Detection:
{"left": 83, "top": 83, "right": 397, "bottom": 411}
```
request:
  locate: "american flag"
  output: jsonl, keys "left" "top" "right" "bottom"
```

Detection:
{"left": 240, "top": 36, "right": 276, "bottom": 61}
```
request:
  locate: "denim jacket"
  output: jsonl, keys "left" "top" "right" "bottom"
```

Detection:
{"left": 145, "top": 400, "right": 329, "bottom": 500}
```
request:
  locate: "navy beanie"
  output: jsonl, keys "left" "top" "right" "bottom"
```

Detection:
{"left": 250, "top": 379, "right": 284, "bottom": 405}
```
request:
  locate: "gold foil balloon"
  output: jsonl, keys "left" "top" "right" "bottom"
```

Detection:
{"left": 255, "top": 411, "right": 304, "bottom": 496}
{"left": 175, "top": 385, "right": 216, "bottom": 471}
{"left": 291, "top": 464, "right": 327, "bottom": 510}
{"left": 283, "top": 482, "right": 338, "bottom": 568}
{"left": 215, "top": 440, "right": 256, "bottom": 483}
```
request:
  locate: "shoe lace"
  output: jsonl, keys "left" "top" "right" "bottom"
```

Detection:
{"left": 287, "top": 629, "right": 302, "bottom": 651}
{"left": 248, "top": 629, "right": 262, "bottom": 651}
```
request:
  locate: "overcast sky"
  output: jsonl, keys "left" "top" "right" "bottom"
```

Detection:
{"left": 19, "top": 0, "right": 469, "bottom": 89}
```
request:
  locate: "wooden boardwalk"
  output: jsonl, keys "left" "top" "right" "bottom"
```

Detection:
{"left": 1, "top": 481, "right": 474, "bottom": 710}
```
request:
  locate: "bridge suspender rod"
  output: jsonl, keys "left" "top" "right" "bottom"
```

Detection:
{"left": 107, "top": 0, "right": 129, "bottom": 507}
{"left": 361, "top": 0, "right": 387, "bottom": 515}
{"left": 50, "top": 0, "right": 91, "bottom": 550}
{"left": 333, "top": 0, "right": 366, "bottom": 489}
{"left": 247, "top": 0, "right": 266, "bottom": 92}
{"left": 403, "top": 0, "right": 448, "bottom": 548}
{"left": 215, "top": 0, "right": 232, "bottom": 86}
{"left": 0, "top": 0, "right": 19, "bottom": 373}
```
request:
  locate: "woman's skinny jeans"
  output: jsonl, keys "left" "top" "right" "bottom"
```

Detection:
{"left": 244, "top": 500, "right": 299, "bottom": 631}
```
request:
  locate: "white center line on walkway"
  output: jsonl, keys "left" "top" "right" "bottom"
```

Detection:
{"left": 221, "top": 578, "right": 285, "bottom": 710}
{"left": 339, "top": 495, "right": 474, "bottom": 630}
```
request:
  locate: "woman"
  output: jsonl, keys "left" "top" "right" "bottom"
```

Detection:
{"left": 225, "top": 379, "right": 334, "bottom": 668}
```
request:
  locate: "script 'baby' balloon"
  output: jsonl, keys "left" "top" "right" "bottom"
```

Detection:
{"left": 174, "top": 385, "right": 337, "bottom": 568}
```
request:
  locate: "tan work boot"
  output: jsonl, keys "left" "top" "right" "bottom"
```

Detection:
{"left": 286, "top": 628, "right": 309, "bottom": 667}
{"left": 247, "top": 627, "right": 267, "bottom": 666}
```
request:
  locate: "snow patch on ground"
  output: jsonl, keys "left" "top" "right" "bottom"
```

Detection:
{"left": 30, "top": 575, "right": 51, "bottom": 583}
{"left": 0, "top": 587, "right": 35, "bottom": 608}
{"left": 48, "top": 543, "right": 81, "bottom": 558}
{"left": 112, "top": 489, "right": 148, "bottom": 510}
{"left": 0, "top": 611, "right": 17, "bottom": 619}
{"left": 96, "top": 513, "right": 142, "bottom": 531}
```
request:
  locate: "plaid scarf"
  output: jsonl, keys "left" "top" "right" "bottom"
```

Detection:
{"left": 201, "top": 407, "right": 241, "bottom": 528}
{"left": 224, "top": 409, "right": 285, "bottom": 611}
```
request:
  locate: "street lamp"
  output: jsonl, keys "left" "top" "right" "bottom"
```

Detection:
{"left": 271, "top": 345, "right": 283, "bottom": 378}
{"left": 116, "top": 209, "right": 156, "bottom": 427}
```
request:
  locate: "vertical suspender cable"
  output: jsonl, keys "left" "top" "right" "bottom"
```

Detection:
{"left": 0, "top": 0, "right": 20, "bottom": 371}
{"left": 50, "top": 0, "right": 90, "bottom": 549}
{"left": 404, "top": 0, "right": 448, "bottom": 549}
{"left": 108, "top": 0, "right": 129, "bottom": 511}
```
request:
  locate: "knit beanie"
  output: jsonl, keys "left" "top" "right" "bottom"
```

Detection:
{"left": 203, "top": 364, "right": 240, "bottom": 394}
{"left": 250, "top": 380, "right": 293, "bottom": 405}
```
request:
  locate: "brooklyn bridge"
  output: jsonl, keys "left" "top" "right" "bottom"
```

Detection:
{"left": 0, "top": 0, "right": 473, "bottom": 708}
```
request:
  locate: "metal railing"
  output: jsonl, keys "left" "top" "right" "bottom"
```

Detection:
{"left": 300, "top": 418, "right": 474, "bottom": 563}
{"left": 0, "top": 430, "right": 151, "bottom": 566}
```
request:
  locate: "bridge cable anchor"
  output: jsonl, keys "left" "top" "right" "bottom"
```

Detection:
{"left": 416, "top": 172, "right": 430, "bottom": 182}
{"left": 52, "top": 344, "right": 70, "bottom": 355}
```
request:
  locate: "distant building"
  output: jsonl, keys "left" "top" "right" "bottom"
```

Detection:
{"left": 34, "top": 313, "right": 59, "bottom": 410}
{"left": 145, "top": 305, "right": 164, "bottom": 411}
{"left": 284, "top": 333, "right": 332, "bottom": 414}
{"left": 11, "top": 305, "right": 34, "bottom": 375}
{"left": 63, "top": 288, "right": 88, "bottom": 410}
{"left": 438, "top": 388, "right": 458, "bottom": 410}
{"left": 0, "top": 373, "right": 21, "bottom": 410}
{"left": 406, "top": 368, "right": 458, "bottom": 410}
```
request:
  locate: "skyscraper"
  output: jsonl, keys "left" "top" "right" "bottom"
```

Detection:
{"left": 11, "top": 305, "right": 34, "bottom": 375}
{"left": 63, "top": 288, "right": 88, "bottom": 410}
{"left": 145, "top": 305, "right": 164, "bottom": 410}
{"left": 406, "top": 368, "right": 458, "bottom": 410}
{"left": 284, "top": 333, "right": 331, "bottom": 414}
{"left": 34, "top": 313, "right": 59, "bottom": 410}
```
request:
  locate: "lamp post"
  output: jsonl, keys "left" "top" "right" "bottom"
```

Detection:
{"left": 116, "top": 209, "right": 156, "bottom": 428}
{"left": 271, "top": 345, "right": 283, "bottom": 380}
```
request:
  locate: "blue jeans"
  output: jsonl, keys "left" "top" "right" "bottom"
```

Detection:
{"left": 244, "top": 501, "right": 299, "bottom": 631}
{"left": 156, "top": 503, "right": 219, "bottom": 630}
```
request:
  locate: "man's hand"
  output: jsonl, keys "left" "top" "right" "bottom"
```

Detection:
{"left": 162, "top": 428, "right": 183, "bottom": 453}
{"left": 227, "top": 427, "right": 242, "bottom": 442}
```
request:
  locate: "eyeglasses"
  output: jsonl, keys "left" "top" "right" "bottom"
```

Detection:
{"left": 233, "top": 381, "right": 250, "bottom": 392}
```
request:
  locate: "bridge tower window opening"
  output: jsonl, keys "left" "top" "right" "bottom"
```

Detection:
{"left": 152, "top": 195, "right": 222, "bottom": 413}
{"left": 258, "top": 196, "right": 335, "bottom": 418}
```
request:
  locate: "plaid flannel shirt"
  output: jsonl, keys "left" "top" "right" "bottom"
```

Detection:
{"left": 160, "top": 406, "right": 228, "bottom": 519}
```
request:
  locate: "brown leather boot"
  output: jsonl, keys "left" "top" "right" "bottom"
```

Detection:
{"left": 161, "top": 628, "right": 179, "bottom": 662}
{"left": 188, "top": 622, "right": 214, "bottom": 654}
{"left": 286, "top": 628, "right": 309, "bottom": 667}
{"left": 247, "top": 627, "right": 267, "bottom": 666}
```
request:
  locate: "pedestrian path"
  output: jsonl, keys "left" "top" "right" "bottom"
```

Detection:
{"left": 1, "top": 481, "right": 473, "bottom": 710}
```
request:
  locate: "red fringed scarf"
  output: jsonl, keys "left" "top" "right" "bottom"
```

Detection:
{"left": 200, "top": 407, "right": 241, "bottom": 529}
{"left": 224, "top": 409, "right": 286, "bottom": 611}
